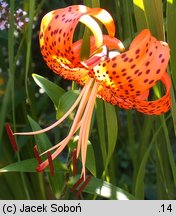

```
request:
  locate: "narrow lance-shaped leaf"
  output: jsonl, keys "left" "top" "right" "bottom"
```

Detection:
{"left": 57, "top": 90, "right": 79, "bottom": 119}
{"left": 133, "top": 0, "right": 148, "bottom": 31}
{"left": 69, "top": 176, "right": 135, "bottom": 200}
{"left": 166, "top": 0, "right": 176, "bottom": 86}
{"left": 104, "top": 103, "right": 118, "bottom": 171}
{"left": 143, "top": 0, "right": 164, "bottom": 40}
{"left": 32, "top": 73, "right": 65, "bottom": 108}
{"left": 0, "top": 158, "right": 66, "bottom": 173}
{"left": 95, "top": 99, "right": 107, "bottom": 167}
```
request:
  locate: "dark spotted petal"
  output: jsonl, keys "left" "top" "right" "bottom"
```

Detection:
{"left": 94, "top": 29, "right": 171, "bottom": 115}
{"left": 39, "top": 5, "right": 122, "bottom": 84}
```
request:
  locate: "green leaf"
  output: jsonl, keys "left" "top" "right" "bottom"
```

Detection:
{"left": 0, "top": 158, "right": 66, "bottom": 173}
{"left": 95, "top": 99, "right": 107, "bottom": 167}
{"left": 56, "top": 90, "right": 79, "bottom": 119}
{"left": 32, "top": 73, "right": 65, "bottom": 108}
{"left": 133, "top": 0, "right": 164, "bottom": 39}
{"left": 104, "top": 103, "right": 118, "bottom": 171}
{"left": 80, "top": 27, "right": 91, "bottom": 61}
{"left": 159, "top": 115, "right": 176, "bottom": 186}
{"left": 69, "top": 176, "right": 135, "bottom": 200}
{"left": 134, "top": 117, "right": 153, "bottom": 199}
{"left": 25, "top": 0, "right": 36, "bottom": 100}
{"left": 143, "top": 0, "right": 164, "bottom": 39}
{"left": 121, "top": 0, "right": 135, "bottom": 40}
{"left": 166, "top": 0, "right": 176, "bottom": 135}
{"left": 134, "top": 139, "right": 153, "bottom": 199}
{"left": 135, "top": 114, "right": 176, "bottom": 199}
{"left": 27, "top": 115, "right": 52, "bottom": 152}
{"left": 133, "top": 0, "right": 148, "bottom": 31}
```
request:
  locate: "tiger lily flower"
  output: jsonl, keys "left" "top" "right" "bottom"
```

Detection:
{"left": 9, "top": 5, "right": 171, "bottom": 180}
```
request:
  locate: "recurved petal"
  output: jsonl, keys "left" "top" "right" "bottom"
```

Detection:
{"left": 39, "top": 10, "right": 61, "bottom": 49}
{"left": 93, "top": 29, "right": 170, "bottom": 99}
{"left": 40, "top": 5, "right": 117, "bottom": 82}
{"left": 97, "top": 72, "right": 171, "bottom": 115}
{"left": 134, "top": 72, "right": 171, "bottom": 115}
{"left": 122, "top": 39, "right": 170, "bottom": 94}
{"left": 88, "top": 7, "right": 115, "bottom": 37}
{"left": 52, "top": 65, "right": 90, "bottom": 85}
{"left": 97, "top": 85, "right": 133, "bottom": 110}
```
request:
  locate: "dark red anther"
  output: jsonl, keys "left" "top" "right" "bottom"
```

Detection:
{"left": 5, "top": 123, "right": 18, "bottom": 152}
{"left": 71, "top": 175, "right": 84, "bottom": 192}
{"left": 33, "top": 145, "right": 42, "bottom": 164}
{"left": 72, "top": 148, "right": 77, "bottom": 177}
{"left": 76, "top": 175, "right": 92, "bottom": 197}
{"left": 47, "top": 151, "right": 54, "bottom": 176}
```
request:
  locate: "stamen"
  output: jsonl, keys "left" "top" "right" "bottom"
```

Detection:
{"left": 5, "top": 124, "right": 18, "bottom": 152}
{"left": 40, "top": 137, "right": 69, "bottom": 156}
{"left": 77, "top": 81, "right": 99, "bottom": 157}
{"left": 34, "top": 78, "right": 94, "bottom": 172}
{"left": 72, "top": 149, "right": 77, "bottom": 176}
{"left": 71, "top": 175, "right": 84, "bottom": 192}
{"left": 33, "top": 145, "right": 42, "bottom": 164}
{"left": 76, "top": 175, "right": 92, "bottom": 197}
{"left": 77, "top": 81, "right": 100, "bottom": 179}
{"left": 47, "top": 151, "right": 54, "bottom": 176}
{"left": 35, "top": 78, "right": 100, "bottom": 176}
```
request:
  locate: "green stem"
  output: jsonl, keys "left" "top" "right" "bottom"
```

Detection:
{"left": 8, "top": 0, "right": 15, "bottom": 131}
{"left": 25, "top": 0, "right": 35, "bottom": 104}
{"left": 8, "top": 0, "right": 31, "bottom": 200}
{"left": 17, "top": 153, "right": 31, "bottom": 200}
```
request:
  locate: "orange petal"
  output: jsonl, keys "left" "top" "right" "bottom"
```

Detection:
{"left": 97, "top": 87, "right": 132, "bottom": 110}
{"left": 134, "top": 72, "right": 171, "bottom": 115}
{"left": 40, "top": 5, "right": 117, "bottom": 83}
{"left": 93, "top": 29, "right": 170, "bottom": 97}
{"left": 93, "top": 29, "right": 153, "bottom": 90}
{"left": 97, "top": 72, "right": 171, "bottom": 115}
{"left": 88, "top": 8, "right": 115, "bottom": 37}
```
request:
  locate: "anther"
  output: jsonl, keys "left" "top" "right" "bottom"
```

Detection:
{"left": 47, "top": 151, "right": 54, "bottom": 176}
{"left": 76, "top": 175, "right": 92, "bottom": 197}
{"left": 5, "top": 124, "right": 18, "bottom": 152}
{"left": 33, "top": 145, "right": 42, "bottom": 164}
{"left": 71, "top": 176, "right": 84, "bottom": 192}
